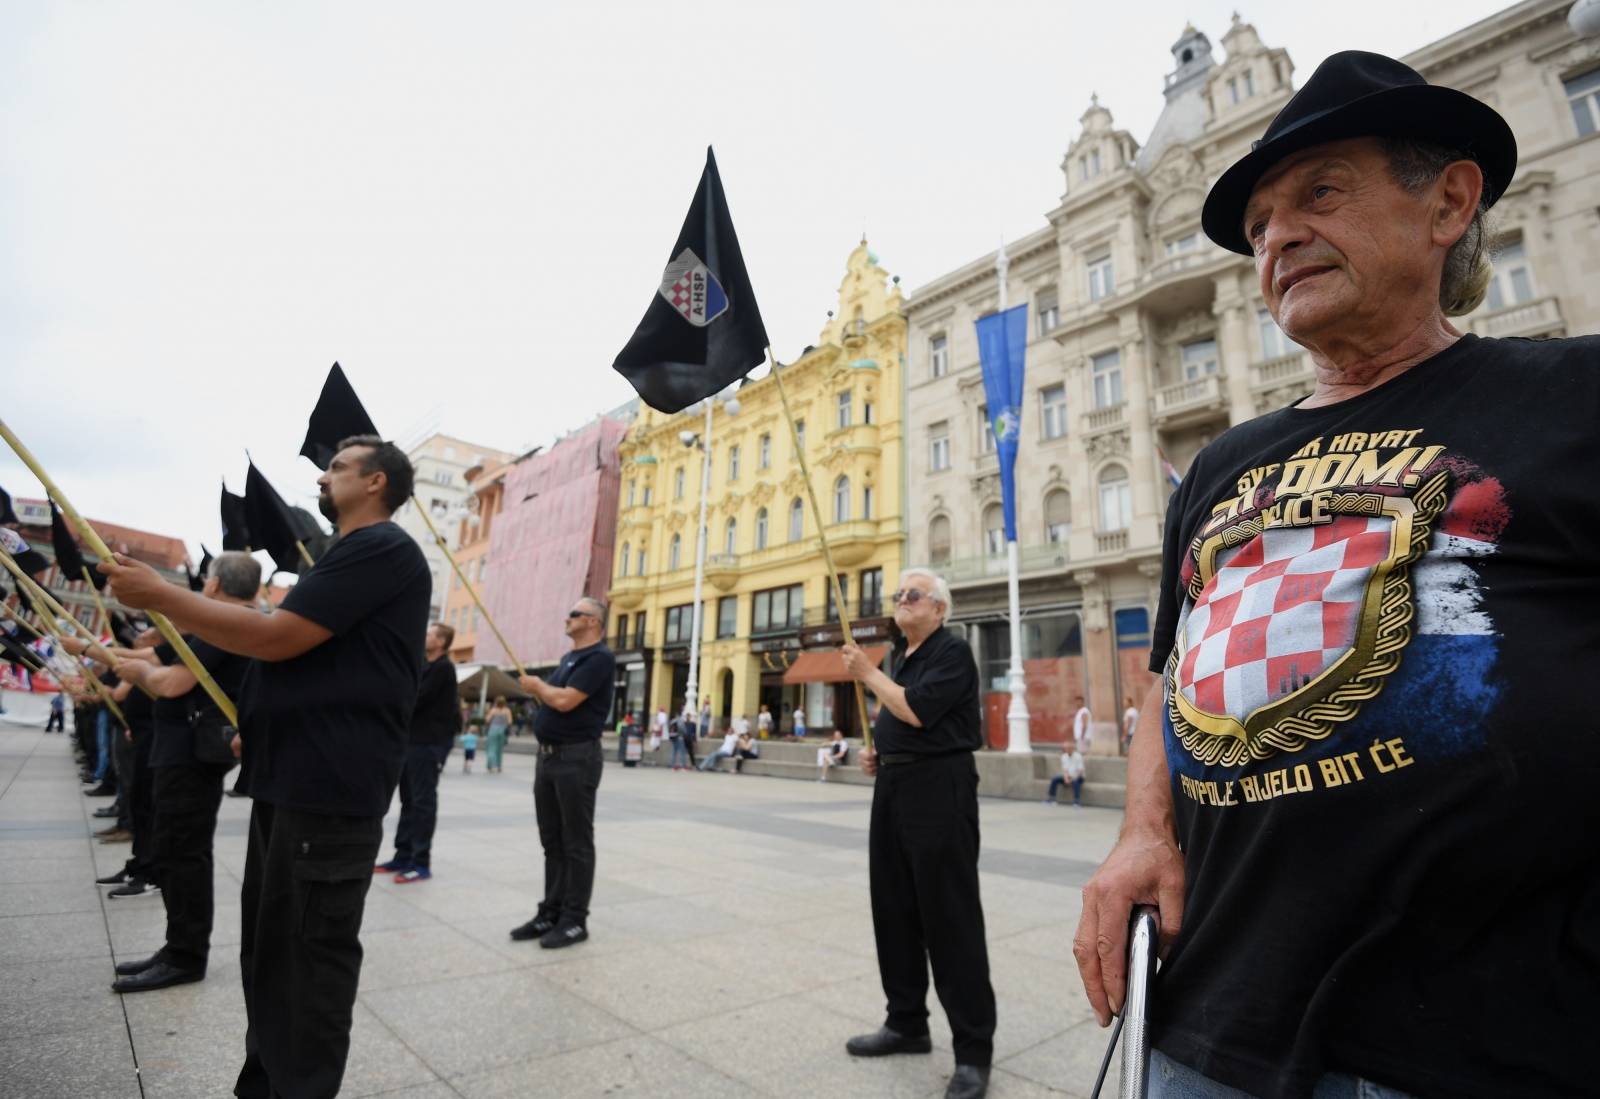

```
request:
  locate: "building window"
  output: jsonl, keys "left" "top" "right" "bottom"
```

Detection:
{"left": 1228, "top": 76, "right": 1240, "bottom": 105}
{"left": 1258, "top": 308, "right": 1296, "bottom": 359}
{"left": 929, "top": 422, "right": 951, "bottom": 472}
{"left": 619, "top": 542, "right": 630, "bottom": 577}
{"left": 665, "top": 604, "right": 695, "bottom": 644}
{"left": 1045, "top": 489, "right": 1072, "bottom": 545}
{"left": 789, "top": 498, "right": 804, "bottom": 542}
{"left": 443, "top": 445, "right": 456, "bottom": 460}
{"left": 633, "top": 611, "right": 647, "bottom": 649}
{"left": 758, "top": 433, "right": 771, "bottom": 469}
{"left": 983, "top": 504, "right": 1005, "bottom": 556}
{"left": 1098, "top": 465, "right": 1132, "bottom": 531}
{"left": 643, "top": 485, "right": 653, "bottom": 505}
{"left": 862, "top": 485, "right": 873, "bottom": 520}
{"left": 717, "top": 596, "right": 738, "bottom": 639}
{"left": 826, "top": 574, "right": 851, "bottom": 622}
{"left": 1091, "top": 349, "right": 1124, "bottom": 408}
{"left": 977, "top": 404, "right": 995, "bottom": 454}
{"left": 836, "top": 391, "right": 853, "bottom": 429}
{"left": 433, "top": 470, "right": 452, "bottom": 486}
{"left": 1079, "top": 148, "right": 1101, "bottom": 180}
{"left": 755, "top": 507, "right": 769, "bottom": 550}
{"left": 859, "top": 567, "right": 883, "bottom": 617}
{"left": 930, "top": 334, "right": 949, "bottom": 378}
{"left": 929, "top": 515, "right": 952, "bottom": 566}
{"left": 1164, "top": 232, "right": 1200, "bottom": 256}
{"left": 626, "top": 480, "right": 636, "bottom": 508}
{"left": 794, "top": 420, "right": 806, "bottom": 456}
{"left": 636, "top": 545, "right": 647, "bottom": 574}
{"left": 1036, "top": 289, "right": 1059, "bottom": 335}
{"left": 1244, "top": 69, "right": 1255, "bottom": 97}
{"left": 833, "top": 476, "right": 851, "bottom": 523}
{"left": 1484, "top": 239, "right": 1535, "bottom": 312}
{"left": 615, "top": 613, "right": 629, "bottom": 648}
{"left": 1041, "top": 384, "right": 1067, "bottom": 440}
{"left": 674, "top": 467, "right": 685, "bottom": 499}
{"left": 1181, "top": 338, "right": 1219, "bottom": 380}
{"left": 728, "top": 445, "right": 740, "bottom": 481}
{"left": 863, "top": 401, "right": 874, "bottom": 425}
{"left": 669, "top": 533, "right": 682, "bottom": 570}
{"left": 1566, "top": 68, "right": 1600, "bottom": 136}
{"left": 724, "top": 517, "right": 737, "bottom": 555}
{"left": 752, "top": 583, "right": 805, "bottom": 634}
{"left": 1087, "top": 253, "right": 1114, "bottom": 301}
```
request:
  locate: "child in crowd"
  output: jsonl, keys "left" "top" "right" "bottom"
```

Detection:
{"left": 461, "top": 728, "right": 479, "bottom": 773}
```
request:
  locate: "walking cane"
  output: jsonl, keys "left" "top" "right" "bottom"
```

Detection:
{"left": 1089, "top": 904, "right": 1161, "bottom": 1099}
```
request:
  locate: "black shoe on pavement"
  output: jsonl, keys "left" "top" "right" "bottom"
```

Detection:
{"left": 845, "top": 1027, "right": 934, "bottom": 1057}
{"left": 538, "top": 922, "right": 589, "bottom": 949}
{"left": 83, "top": 783, "right": 116, "bottom": 797}
{"left": 92, "top": 805, "right": 119, "bottom": 819}
{"left": 225, "top": 788, "right": 247, "bottom": 798}
{"left": 95, "top": 869, "right": 131, "bottom": 887}
{"left": 509, "top": 913, "right": 559, "bottom": 942}
{"left": 111, "top": 961, "right": 202, "bottom": 994}
{"left": 108, "top": 879, "right": 160, "bottom": 900}
{"left": 114, "top": 952, "right": 164, "bottom": 976}
{"left": 945, "top": 1065, "right": 990, "bottom": 1099}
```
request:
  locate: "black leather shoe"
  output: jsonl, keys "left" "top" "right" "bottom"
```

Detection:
{"left": 539, "top": 921, "right": 589, "bottom": 949}
{"left": 111, "top": 961, "right": 203, "bottom": 994}
{"left": 945, "top": 1065, "right": 990, "bottom": 1099}
{"left": 92, "top": 806, "right": 119, "bottom": 818}
{"left": 845, "top": 1027, "right": 933, "bottom": 1057}
{"left": 509, "top": 913, "right": 558, "bottom": 942}
{"left": 114, "top": 952, "right": 163, "bottom": 976}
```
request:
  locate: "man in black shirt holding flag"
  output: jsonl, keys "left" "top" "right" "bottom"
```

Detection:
{"left": 104, "top": 435, "right": 430, "bottom": 1099}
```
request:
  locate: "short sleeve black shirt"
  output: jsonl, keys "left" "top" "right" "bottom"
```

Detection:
{"left": 532, "top": 643, "right": 616, "bottom": 744}
{"left": 150, "top": 636, "right": 251, "bottom": 768}
{"left": 871, "top": 626, "right": 981, "bottom": 755}
{"left": 238, "top": 521, "right": 431, "bottom": 816}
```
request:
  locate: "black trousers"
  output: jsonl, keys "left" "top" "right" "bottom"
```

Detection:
{"left": 125, "top": 730, "right": 159, "bottom": 883}
{"left": 152, "top": 762, "right": 229, "bottom": 971}
{"left": 533, "top": 739, "right": 603, "bottom": 923}
{"left": 45, "top": 707, "right": 65, "bottom": 731}
{"left": 234, "top": 800, "right": 382, "bottom": 1099}
{"left": 868, "top": 751, "right": 997, "bottom": 1067}
{"left": 392, "top": 743, "right": 448, "bottom": 869}
{"left": 113, "top": 723, "right": 136, "bottom": 829}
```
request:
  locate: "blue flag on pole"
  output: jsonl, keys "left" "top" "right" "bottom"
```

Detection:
{"left": 975, "top": 304, "right": 1028, "bottom": 541}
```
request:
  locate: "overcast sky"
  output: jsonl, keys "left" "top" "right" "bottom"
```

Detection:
{"left": 1, "top": 0, "right": 1511, "bottom": 564}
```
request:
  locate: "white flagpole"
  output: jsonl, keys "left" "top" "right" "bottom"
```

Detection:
{"left": 997, "top": 240, "right": 1032, "bottom": 754}
{"left": 684, "top": 398, "right": 714, "bottom": 722}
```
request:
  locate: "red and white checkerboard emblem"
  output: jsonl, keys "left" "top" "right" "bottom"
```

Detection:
{"left": 1176, "top": 514, "right": 1393, "bottom": 723}
{"left": 656, "top": 247, "right": 729, "bottom": 328}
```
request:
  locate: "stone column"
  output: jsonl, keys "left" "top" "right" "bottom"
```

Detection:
{"left": 1120, "top": 320, "right": 1158, "bottom": 529}
{"left": 1215, "top": 275, "right": 1257, "bottom": 426}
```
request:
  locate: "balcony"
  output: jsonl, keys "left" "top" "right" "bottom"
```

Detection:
{"left": 1152, "top": 374, "right": 1228, "bottom": 426}
{"left": 705, "top": 553, "right": 739, "bottom": 591}
{"left": 1469, "top": 296, "right": 1563, "bottom": 339}
{"left": 609, "top": 574, "right": 647, "bottom": 611}
{"left": 1082, "top": 403, "right": 1126, "bottom": 434}
{"left": 1250, "top": 351, "right": 1313, "bottom": 391}
{"left": 1095, "top": 530, "right": 1129, "bottom": 555}
{"left": 942, "top": 543, "right": 1071, "bottom": 586}
{"left": 822, "top": 518, "right": 881, "bottom": 567}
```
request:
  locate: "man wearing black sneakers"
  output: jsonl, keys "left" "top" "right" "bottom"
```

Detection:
{"left": 510, "top": 596, "right": 614, "bottom": 949}
{"left": 377, "top": 621, "right": 461, "bottom": 884}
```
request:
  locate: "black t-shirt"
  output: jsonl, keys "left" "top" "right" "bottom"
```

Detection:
{"left": 150, "top": 637, "right": 250, "bottom": 768}
{"left": 238, "top": 521, "right": 431, "bottom": 816}
{"left": 532, "top": 643, "right": 616, "bottom": 744}
{"left": 121, "top": 683, "right": 154, "bottom": 745}
{"left": 871, "top": 626, "right": 981, "bottom": 755}
{"left": 1147, "top": 335, "right": 1600, "bottom": 1098}
{"left": 409, "top": 656, "right": 461, "bottom": 746}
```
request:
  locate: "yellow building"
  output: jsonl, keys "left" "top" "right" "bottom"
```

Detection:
{"left": 608, "top": 239, "right": 906, "bottom": 735}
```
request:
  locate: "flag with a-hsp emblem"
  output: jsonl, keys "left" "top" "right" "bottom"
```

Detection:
{"left": 613, "top": 147, "right": 769, "bottom": 413}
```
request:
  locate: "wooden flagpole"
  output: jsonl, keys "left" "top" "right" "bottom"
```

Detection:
{"left": 0, "top": 602, "right": 53, "bottom": 674}
{"left": 764, "top": 349, "right": 874, "bottom": 752}
{"left": 0, "top": 418, "right": 238, "bottom": 726}
{"left": 0, "top": 554, "right": 129, "bottom": 725}
{"left": 80, "top": 566, "right": 114, "bottom": 639}
{"left": 411, "top": 495, "right": 526, "bottom": 676}
{"left": 295, "top": 541, "right": 316, "bottom": 569}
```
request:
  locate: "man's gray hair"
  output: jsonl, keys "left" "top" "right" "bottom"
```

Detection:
{"left": 900, "top": 567, "right": 953, "bottom": 619}
{"left": 211, "top": 551, "right": 262, "bottom": 601}
{"left": 1380, "top": 137, "right": 1495, "bottom": 317}
{"left": 579, "top": 595, "right": 609, "bottom": 623}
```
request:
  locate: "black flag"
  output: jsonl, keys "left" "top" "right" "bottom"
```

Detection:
{"left": 244, "top": 463, "right": 324, "bottom": 575}
{"left": 0, "top": 483, "right": 20, "bottom": 526}
{"left": 50, "top": 503, "right": 103, "bottom": 589}
{"left": 186, "top": 544, "right": 213, "bottom": 592}
{"left": 612, "top": 147, "right": 770, "bottom": 413}
{"left": 0, "top": 527, "right": 51, "bottom": 579}
{"left": 301, "top": 362, "right": 378, "bottom": 470}
{"left": 221, "top": 483, "right": 251, "bottom": 552}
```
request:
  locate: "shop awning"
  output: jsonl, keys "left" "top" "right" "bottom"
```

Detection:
{"left": 455, "top": 663, "right": 532, "bottom": 701}
{"left": 782, "top": 645, "right": 890, "bottom": 685}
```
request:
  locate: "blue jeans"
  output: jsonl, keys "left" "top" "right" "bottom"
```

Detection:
{"left": 1047, "top": 776, "right": 1083, "bottom": 804}
{"left": 93, "top": 708, "right": 113, "bottom": 782}
{"left": 669, "top": 739, "right": 690, "bottom": 768}
{"left": 699, "top": 749, "right": 734, "bottom": 771}
{"left": 1149, "top": 1050, "right": 1417, "bottom": 1099}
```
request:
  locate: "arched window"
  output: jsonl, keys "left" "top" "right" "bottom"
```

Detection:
{"left": 1098, "top": 465, "right": 1132, "bottom": 530}
{"left": 789, "top": 498, "right": 805, "bottom": 542}
{"left": 862, "top": 485, "right": 874, "bottom": 520}
{"left": 724, "top": 517, "right": 737, "bottom": 555}
{"left": 669, "top": 533, "right": 682, "bottom": 570}
{"left": 833, "top": 476, "right": 851, "bottom": 523}
{"left": 674, "top": 467, "right": 685, "bottom": 499}
{"left": 929, "top": 515, "right": 952, "bottom": 566}
{"left": 619, "top": 542, "right": 630, "bottom": 577}
{"left": 636, "top": 544, "right": 647, "bottom": 575}
{"left": 983, "top": 504, "right": 1005, "bottom": 557}
{"left": 1045, "top": 490, "right": 1072, "bottom": 545}
{"left": 755, "top": 507, "right": 769, "bottom": 550}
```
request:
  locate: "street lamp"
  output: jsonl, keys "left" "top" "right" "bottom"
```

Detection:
{"left": 679, "top": 389, "right": 740, "bottom": 726}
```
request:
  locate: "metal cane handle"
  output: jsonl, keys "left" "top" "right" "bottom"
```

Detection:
{"left": 1119, "top": 905, "right": 1160, "bottom": 1099}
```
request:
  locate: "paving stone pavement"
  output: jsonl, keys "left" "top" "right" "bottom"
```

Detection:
{"left": 0, "top": 690, "right": 1127, "bottom": 1098}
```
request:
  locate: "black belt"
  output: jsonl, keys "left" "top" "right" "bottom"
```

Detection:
{"left": 537, "top": 740, "right": 598, "bottom": 758}
{"left": 878, "top": 751, "right": 966, "bottom": 767}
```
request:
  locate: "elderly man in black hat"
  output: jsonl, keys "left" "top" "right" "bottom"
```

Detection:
{"left": 1074, "top": 52, "right": 1598, "bottom": 1099}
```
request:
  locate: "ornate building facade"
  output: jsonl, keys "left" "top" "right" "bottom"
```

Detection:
{"left": 903, "top": 1, "right": 1600, "bottom": 750}
{"left": 608, "top": 240, "right": 906, "bottom": 733}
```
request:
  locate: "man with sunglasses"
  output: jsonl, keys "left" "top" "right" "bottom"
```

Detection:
{"left": 512, "top": 596, "right": 615, "bottom": 949}
{"left": 840, "top": 568, "right": 996, "bottom": 1099}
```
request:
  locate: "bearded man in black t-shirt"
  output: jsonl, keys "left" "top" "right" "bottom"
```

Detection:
{"left": 1073, "top": 53, "right": 1599, "bottom": 1099}
{"left": 104, "top": 436, "right": 431, "bottom": 1099}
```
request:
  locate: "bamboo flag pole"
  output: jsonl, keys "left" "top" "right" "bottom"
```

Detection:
{"left": 0, "top": 602, "right": 53, "bottom": 674}
{"left": 411, "top": 494, "right": 526, "bottom": 676}
{"left": 0, "top": 554, "right": 130, "bottom": 725}
{"left": 0, "top": 418, "right": 238, "bottom": 726}
{"left": 80, "top": 566, "right": 114, "bottom": 640}
{"left": 295, "top": 541, "right": 316, "bottom": 569}
{"left": 765, "top": 348, "right": 874, "bottom": 752}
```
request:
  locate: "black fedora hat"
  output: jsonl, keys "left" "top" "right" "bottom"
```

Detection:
{"left": 1202, "top": 50, "right": 1517, "bottom": 255}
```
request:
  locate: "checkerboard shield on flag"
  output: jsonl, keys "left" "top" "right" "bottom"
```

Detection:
{"left": 658, "top": 248, "right": 729, "bottom": 328}
{"left": 1176, "top": 513, "right": 1396, "bottom": 725}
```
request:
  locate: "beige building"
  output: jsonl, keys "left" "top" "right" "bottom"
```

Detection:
{"left": 394, "top": 432, "right": 516, "bottom": 620}
{"left": 902, "top": 1, "right": 1600, "bottom": 750}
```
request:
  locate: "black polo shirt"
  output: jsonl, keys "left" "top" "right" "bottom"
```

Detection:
{"left": 532, "top": 643, "right": 616, "bottom": 745}
{"left": 409, "top": 655, "right": 461, "bottom": 747}
{"left": 237, "top": 520, "right": 431, "bottom": 816}
{"left": 871, "top": 625, "right": 982, "bottom": 756}
{"left": 150, "top": 636, "right": 250, "bottom": 768}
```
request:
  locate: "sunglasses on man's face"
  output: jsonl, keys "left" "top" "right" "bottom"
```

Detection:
{"left": 566, "top": 610, "right": 596, "bottom": 619}
{"left": 891, "top": 589, "right": 934, "bottom": 606}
